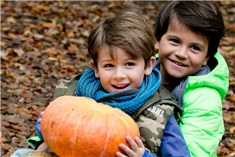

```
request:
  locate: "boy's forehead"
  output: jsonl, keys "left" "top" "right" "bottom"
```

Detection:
{"left": 98, "top": 45, "right": 139, "bottom": 59}
{"left": 168, "top": 18, "right": 207, "bottom": 39}
{"left": 167, "top": 18, "right": 209, "bottom": 47}
{"left": 168, "top": 18, "right": 186, "bottom": 32}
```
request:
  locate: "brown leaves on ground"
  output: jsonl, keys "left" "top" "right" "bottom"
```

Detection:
{"left": 1, "top": 1, "right": 235, "bottom": 157}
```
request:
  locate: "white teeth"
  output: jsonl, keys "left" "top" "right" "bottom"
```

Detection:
{"left": 173, "top": 61, "right": 185, "bottom": 66}
{"left": 113, "top": 84, "right": 128, "bottom": 89}
{"left": 116, "top": 85, "right": 126, "bottom": 88}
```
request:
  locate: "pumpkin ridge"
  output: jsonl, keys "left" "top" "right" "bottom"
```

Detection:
{"left": 81, "top": 98, "right": 110, "bottom": 157}
{"left": 80, "top": 112, "right": 90, "bottom": 156}
{"left": 69, "top": 103, "right": 93, "bottom": 156}
{"left": 58, "top": 106, "right": 75, "bottom": 155}
{"left": 45, "top": 103, "right": 77, "bottom": 156}
{"left": 101, "top": 114, "right": 110, "bottom": 157}
{"left": 52, "top": 106, "right": 71, "bottom": 155}
{"left": 86, "top": 111, "right": 106, "bottom": 157}
{"left": 67, "top": 103, "right": 87, "bottom": 156}
{"left": 72, "top": 110, "right": 82, "bottom": 157}
{"left": 116, "top": 111, "right": 129, "bottom": 153}
{"left": 43, "top": 104, "right": 66, "bottom": 153}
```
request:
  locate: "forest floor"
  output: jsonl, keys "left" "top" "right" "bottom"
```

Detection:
{"left": 1, "top": 1, "right": 235, "bottom": 157}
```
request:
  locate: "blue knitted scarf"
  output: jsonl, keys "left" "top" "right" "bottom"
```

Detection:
{"left": 75, "top": 67, "right": 161, "bottom": 115}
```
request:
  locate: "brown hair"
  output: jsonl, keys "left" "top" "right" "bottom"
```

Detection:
{"left": 88, "top": 11, "right": 156, "bottom": 67}
{"left": 154, "top": 1, "right": 225, "bottom": 58}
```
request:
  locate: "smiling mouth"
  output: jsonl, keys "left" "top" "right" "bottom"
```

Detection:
{"left": 112, "top": 84, "right": 129, "bottom": 90}
{"left": 171, "top": 60, "right": 187, "bottom": 67}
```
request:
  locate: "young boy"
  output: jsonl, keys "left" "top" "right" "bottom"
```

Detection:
{"left": 118, "top": 1, "right": 229, "bottom": 157}
{"left": 11, "top": 11, "right": 189, "bottom": 157}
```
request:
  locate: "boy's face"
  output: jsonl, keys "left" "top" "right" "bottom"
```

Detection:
{"left": 91, "top": 46, "right": 155, "bottom": 93}
{"left": 157, "top": 18, "right": 209, "bottom": 84}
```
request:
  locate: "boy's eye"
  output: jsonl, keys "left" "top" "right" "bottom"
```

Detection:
{"left": 191, "top": 45, "right": 201, "bottom": 51}
{"left": 104, "top": 64, "right": 114, "bottom": 68}
{"left": 125, "top": 62, "right": 135, "bottom": 66}
{"left": 169, "top": 38, "right": 179, "bottom": 44}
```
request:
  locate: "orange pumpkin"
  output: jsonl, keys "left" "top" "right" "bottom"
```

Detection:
{"left": 40, "top": 96, "right": 140, "bottom": 157}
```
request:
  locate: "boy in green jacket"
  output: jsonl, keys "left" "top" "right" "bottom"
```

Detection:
{"left": 119, "top": 1, "right": 229, "bottom": 157}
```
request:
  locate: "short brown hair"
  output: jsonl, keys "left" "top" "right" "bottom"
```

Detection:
{"left": 154, "top": 1, "right": 225, "bottom": 58}
{"left": 88, "top": 11, "right": 156, "bottom": 67}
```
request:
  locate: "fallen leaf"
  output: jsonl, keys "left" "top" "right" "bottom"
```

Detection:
{"left": 14, "top": 48, "right": 24, "bottom": 57}
{"left": 230, "top": 126, "right": 235, "bottom": 133}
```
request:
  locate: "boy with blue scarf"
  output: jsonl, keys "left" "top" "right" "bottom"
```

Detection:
{"left": 11, "top": 11, "right": 189, "bottom": 157}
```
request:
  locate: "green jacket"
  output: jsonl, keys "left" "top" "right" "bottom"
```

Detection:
{"left": 178, "top": 52, "right": 229, "bottom": 156}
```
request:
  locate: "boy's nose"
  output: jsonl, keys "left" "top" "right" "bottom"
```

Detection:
{"left": 113, "top": 67, "right": 126, "bottom": 79}
{"left": 175, "top": 47, "right": 188, "bottom": 59}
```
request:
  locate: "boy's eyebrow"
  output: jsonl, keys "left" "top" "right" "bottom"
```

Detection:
{"left": 191, "top": 42, "right": 204, "bottom": 47}
{"left": 99, "top": 57, "right": 140, "bottom": 64}
{"left": 190, "top": 42, "right": 206, "bottom": 50}
{"left": 167, "top": 34, "right": 179, "bottom": 39}
{"left": 167, "top": 35, "right": 181, "bottom": 42}
{"left": 167, "top": 35, "right": 206, "bottom": 49}
{"left": 128, "top": 56, "right": 139, "bottom": 60}
{"left": 99, "top": 58, "right": 112, "bottom": 62}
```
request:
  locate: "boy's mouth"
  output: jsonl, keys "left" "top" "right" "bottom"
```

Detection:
{"left": 171, "top": 59, "right": 187, "bottom": 67}
{"left": 112, "top": 84, "right": 129, "bottom": 90}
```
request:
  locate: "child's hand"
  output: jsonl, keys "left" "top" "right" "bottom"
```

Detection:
{"left": 36, "top": 111, "right": 44, "bottom": 139}
{"left": 116, "top": 136, "right": 145, "bottom": 157}
{"left": 38, "top": 111, "right": 44, "bottom": 125}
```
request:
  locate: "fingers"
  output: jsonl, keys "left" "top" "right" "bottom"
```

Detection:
{"left": 116, "top": 151, "right": 127, "bottom": 157}
{"left": 134, "top": 137, "right": 144, "bottom": 148}
{"left": 116, "top": 136, "right": 145, "bottom": 157}
{"left": 117, "top": 143, "right": 133, "bottom": 157}
{"left": 40, "top": 111, "right": 44, "bottom": 116}
{"left": 38, "top": 111, "right": 44, "bottom": 124}
{"left": 116, "top": 136, "right": 136, "bottom": 157}
{"left": 126, "top": 136, "right": 139, "bottom": 151}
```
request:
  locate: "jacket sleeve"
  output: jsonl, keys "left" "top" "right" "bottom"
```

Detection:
{"left": 160, "top": 115, "right": 191, "bottom": 157}
{"left": 142, "top": 150, "right": 157, "bottom": 157}
{"left": 179, "top": 88, "right": 224, "bottom": 157}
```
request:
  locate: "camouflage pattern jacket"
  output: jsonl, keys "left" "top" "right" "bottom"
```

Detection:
{"left": 54, "top": 72, "right": 190, "bottom": 157}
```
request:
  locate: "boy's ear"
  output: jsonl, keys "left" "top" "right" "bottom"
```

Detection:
{"left": 90, "top": 61, "right": 100, "bottom": 78}
{"left": 144, "top": 56, "right": 156, "bottom": 76}
{"left": 155, "top": 42, "right": 159, "bottom": 50}
{"left": 203, "top": 56, "right": 210, "bottom": 66}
